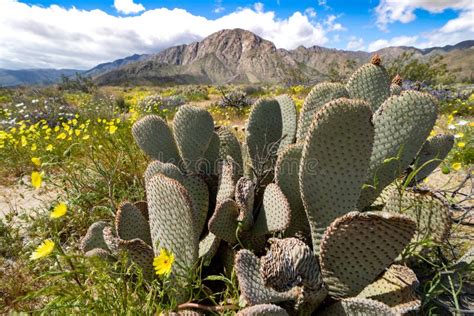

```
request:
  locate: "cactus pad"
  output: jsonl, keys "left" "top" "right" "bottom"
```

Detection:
{"left": 202, "top": 132, "right": 220, "bottom": 175}
{"left": 115, "top": 202, "right": 152, "bottom": 246}
{"left": 296, "top": 82, "right": 348, "bottom": 142}
{"left": 84, "top": 248, "right": 112, "bottom": 259}
{"left": 252, "top": 183, "right": 291, "bottom": 236}
{"left": 346, "top": 59, "right": 390, "bottom": 112}
{"left": 300, "top": 98, "right": 374, "bottom": 251}
{"left": 236, "top": 304, "right": 289, "bottom": 316}
{"left": 234, "top": 249, "right": 299, "bottom": 305}
{"left": 235, "top": 176, "right": 255, "bottom": 230}
{"left": 146, "top": 173, "right": 198, "bottom": 276}
{"left": 80, "top": 221, "right": 109, "bottom": 253}
{"left": 410, "top": 134, "right": 454, "bottom": 184}
{"left": 118, "top": 238, "right": 155, "bottom": 280}
{"left": 275, "top": 144, "right": 309, "bottom": 236}
{"left": 144, "top": 160, "right": 184, "bottom": 183}
{"left": 275, "top": 94, "right": 297, "bottom": 151}
{"left": 216, "top": 159, "right": 239, "bottom": 204}
{"left": 358, "top": 265, "right": 420, "bottom": 314}
{"left": 321, "top": 298, "right": 396, "bottom": 316}
{"left": 217, "top": 127, "right": 243, "bottom": 172}
{"left": 358, "top": 91, "right": 438, "bottom": 208}
{"left": 181, "top": 175, "right": 210, "bottom": 239}
{"left": 383, "top": 188, "right": 451, "bottom": 243}
{"left": 173, "top": 105, "right": 214, "bottom": 174}
{"left": 208, "top": 199, "right": 240, "bottom": 244}
{"left": 245, "top": 98, "right": 282, "bottom": 169}
{"left": 134, "top": 201, "right": 149, "bottom": 221}
{"left": 198, "top": 233, "right": 220, "bottom": 265}
{"left": 319, "top": 211, "right": 416, "bottom": 298}
{"left": 132, "top": 115, "right": 181, "bottom": 164}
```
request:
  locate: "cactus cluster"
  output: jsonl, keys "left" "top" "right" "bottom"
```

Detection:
{"left": 80, "top": 55, "right": 454, "bottom": 315}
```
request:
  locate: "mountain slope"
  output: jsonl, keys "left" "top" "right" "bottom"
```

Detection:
{"left": 93, "top": 29, "right": 474, "bottom": 85}
{"left": 0, "top": 69, "right": 81, "bottom": 87}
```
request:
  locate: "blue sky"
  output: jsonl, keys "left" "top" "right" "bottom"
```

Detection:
{"left": 0, "top": 0, "right": 472, "bottom": 69}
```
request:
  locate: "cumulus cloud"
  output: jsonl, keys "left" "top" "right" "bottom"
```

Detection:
{"left": 375, "top": 0, "right": 472, "bottom": 30}
{"left": 346, "top": 36, "right": 365, "bottom": 51}
{"left": 371, "top": 0, "right": 473, "bottom": 50}
{"left": 0, "top": 0, "right": 330, "bottom": 69}
{"left": 324, "top": 14, "right": 346, "bottom": 31}
{"left": 304, "top": 7, "right": 317, "bottom": 18}
{"left": 114, "top": 0, "right": 145, "bottom": 14}
{"left": 368, "top": 36, "right": 418, "bottom": 51}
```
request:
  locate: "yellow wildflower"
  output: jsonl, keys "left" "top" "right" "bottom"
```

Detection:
{"left": 455, "top": 132, "right": 464, "bottom": 138}
{"left": 21, "top": 135, "right": 27, "bottom": 147}
{"left": 153, "top": 248, "right": 174, "bottom": 275}
{"left": 50, "top": 202, "right": 67, "bottom": 219}
{"left": 108, "top": 125, "right": 118, "bottom": 134}
{"left": 452, "top": 162, "right": 462, "bottom": 171}
{"left": 469, "top": 122, "right": 474, "bottom": 127}
{"left": 83, "top": 135, "right": 90, "bottom": 140}
{"left": 31, "top": 157, "right": 41, "bottom": 166}
{"left": 74, "top": 129, "right": 81, "bottom": 136}
{"left": 57, "top": 133, "right": 67, "bottom": 140}
{"left": 31, "top": 143, "right": 37, "bottom": 151}
{"left": 46, "top": 144, "right": 53, "bottom": 151}
{"left": 31, "top": 171, "right": 42, "bottom": 189}
{"left": 30, "top": 239, "right": 55, "bottom": 260}
{"left": 457, "top": 142, "right": 466, "bottom": 148}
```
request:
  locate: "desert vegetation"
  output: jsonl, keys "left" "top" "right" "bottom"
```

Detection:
{"left": 0, "top": 55, "right": 472, "bottom": 315}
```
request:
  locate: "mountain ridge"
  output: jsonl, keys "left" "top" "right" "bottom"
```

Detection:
{"left": 1, "top": 29, "right": 473, "bottom": 87}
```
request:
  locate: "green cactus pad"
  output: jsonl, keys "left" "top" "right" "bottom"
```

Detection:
{"left": 358, "top": 91, "right": 438, "bottom": 209}
{"left": 390, "top": 84, "right": 402, "bottom": 96}
{"left": 181, "top": 175, "right": 209, "bottom": 239}
{"left": 217, "top": 127, "right": 243, "bottom": 172}
{"left": 234, "top": 249, "right": 299, "bottom": 306}
{"left": 300, "top": 98, "right": 374, "bottom": 251}
{"left": 198, "top": 233, "right": 220, "bottom": 266}
{"left": 410, "top": 134, "right": 454, "bottom": 184}
{"left": 202, "top": 132, "right": 220, "bottom": 175}
{"left": 236, "top": 304, "right": 289, "bottom": 316}
{"left": 346, "top": 61, "right": 390, "bottom": 112}
{"left": 275, "top": 94, "right": 297, "bottom": 151}
{"left": 173, "top": 105, "right": 214, "bottom": 174}
{"left": 144, "top": 160, "right": 184, "bottom": 183}
{"left": 132, "top": 115, "right": 181, "bottom": 164}
{"left": 382, "top": 188, "right": 451, "bottom": 244}
{"left": 134, "top": 201, "right": 149, "bottom": 221}
{"left": 245, "top": 98, "right": 282, "bottom": 169}
{"left": 321, "top": 298, "right": 396, "bottom": 316}
{"left": 216, "top": 159, "right": 239, "bottom": 204}
{"left": 358, "top": 265, "right": 420, "bottom": 314}
{"left": 208, "top": 199, "right": 240, "bottom": 244}
{"left": 252, "top": 183, "right": 291, "bottom": 236}
{"left": 80, "top": 221, "right": 109, "bottom": 253}
{"left": 296, "top": 82, "right": 348, "bottom": 142}
{"left": 118, "top": 238, "right": 155, "bottom": 280}
{"left": 115, "top": 202, "right": 152, "bottom": 246}
{"left": 319, "top": 211, "right": 416, "bottom": 298}
{"left": 146, "top": 173, "right": 198, "bottom": 277}
{"left": 235, "top": 176, "right": 255, "bottom": 231}
{"left": 274, "top": 144, "right": 309, "bottom": 236}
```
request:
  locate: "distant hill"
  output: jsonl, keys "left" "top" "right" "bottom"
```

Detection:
{"left": 0, "top": 69, "right": 82, "bottom": 87}
{"left": 93, "top": 29, "right": 474, "bottom": 85}
{"left": 1, "top": 29, "right": 473, "bottom": 87}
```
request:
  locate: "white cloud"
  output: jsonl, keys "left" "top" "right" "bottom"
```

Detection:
{"left": 324, "top": 14, "right": 346, "bottom": 32}
{"left": 318, "top": 0, "right": 330, "bottom": 10}
{"left": 368, "top": 36, "right": 418, "bottom": 51}
{"left": 375, "top": 0, "right": 473, "bottom": 31}
{"left": 346, "top": 36, "right": 365, "bottom": 51}
{"left": 114, "top": 0, "right": 145, "bottom": 14}
{"left": 253, "top": 2, "right": 264, "bottom": 13}
{"left": 214, "top": 0, "right": 225, "bottom": 14}
{"left": 0, "top": 0, "right": 329, "bottom": 69}
{"left": 305, "top": 7, "right": 317, "bottom": 18}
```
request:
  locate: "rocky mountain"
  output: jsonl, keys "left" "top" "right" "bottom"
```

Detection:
{"left": 93, "top": 29, "right": 474, "bottom": 85}
{"left": 2, "top": 29, "right": 473, "bottom": 87}
{"left": 0, "top": 68, "right": 81, "bottom": 87}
